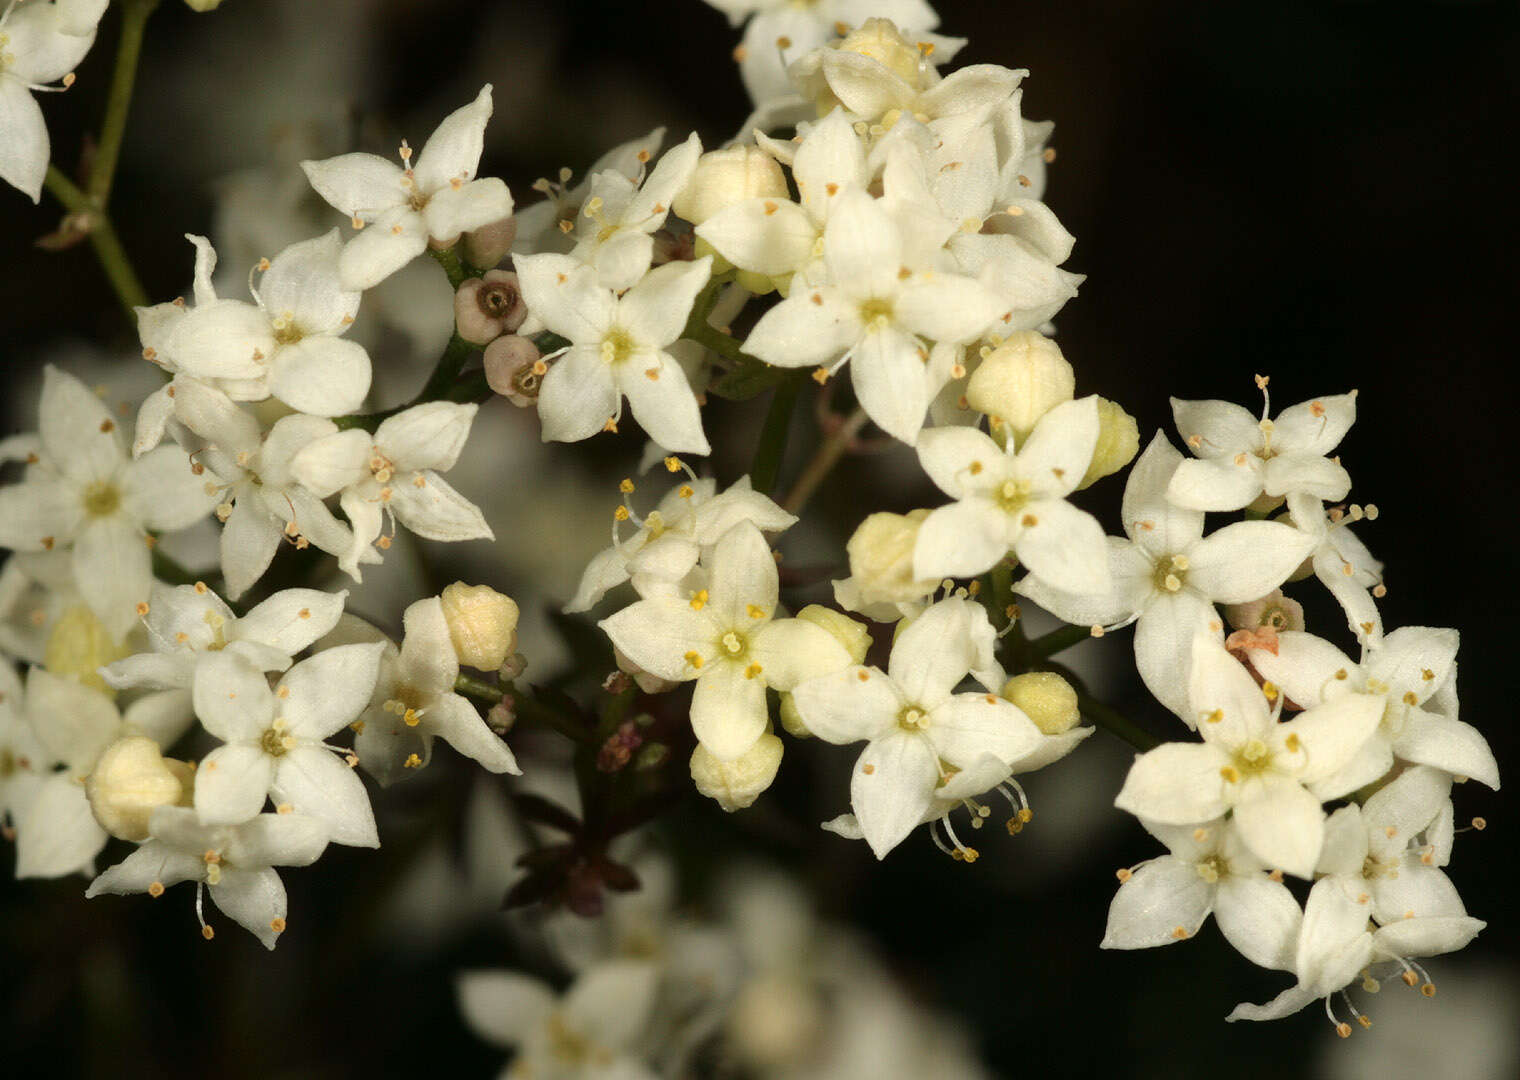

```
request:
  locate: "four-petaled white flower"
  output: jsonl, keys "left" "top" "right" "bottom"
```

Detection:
{"left": 912, "top": 396, "right": 1110, "bottom": 593}
{"left": 515, "top": 253, "right": 714, "bottom": 454}
{"left": 1102, "top": 816, "right": 1302, "bottom": 971}
{"left": 101, "top": 581, "right": 346, "bottom": 691}
{"left": 1168, "top": 389, "right": 1356, "bottom": 512}
{"left": 354, "top": 597, "right": 520, "bottom": 785}
{"left": 1284, "top": 491, "right": 1385, "bottom": 647}
{"left": 86, "top": 806, "right": 329, "bottom": 949}
{"left": 290, "top": 401, "right": 493, "bottom": 579}
{"left": 190, "top": 643, "right": 385, "bottom": 846}
{"left": 1247, "top": 626, "right": 1499, "bottom": 795}
{"left": 0, "top": 0, "right": 101, "bottom": 201}
{"left": 791, "top": 597, "right": 1043, "bottom": 859}
{"left": 741, "top": 187, "right": 1006, "bottom": 444}
{"left": 569, "top": 131, "right": 701, "bottom": 290}
{"left": 601, "top": 521, "right": 853, "bottom": 761}
{"left": 1115, "top": 636, "right": 1383, "bottom": 879}
{"left": 302, "top": 85, "right": 514, "bottom": 290}
{"left": 1017, "top": 432, "right": 1316, "bottom": 720}
{"left": 0, "top": 367, "right": 217, "bottom": 639}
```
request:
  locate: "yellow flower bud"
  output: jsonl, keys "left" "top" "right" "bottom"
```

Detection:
{"left": 690, "top": 733, "right": 783, "bottom": 811}
{"left": 795, "top": 605, "right": 872, "bottom": 664}
{"left": 777, "top": 694, "right": 811, "bottom": 738}
{"left": 836, "top": 18, "right": 926, "bottom": 86}
{"left": 85, "top": 736, "right": 195, "bottom": 842}
{"left": 965, "top": 332, "right": 1075, "bottom": 444}
{"left": 1000, "top": 671, "right": 1080, "bottom": 735}
{"left": 1077, "top": 397, "right": 1140, "bottom": 490}
{"left": 44, "top": 605, "right": 130, "bottom": 694}
{"left": 439, "top": 583, "right": 520, "bottom": 672}
{"left": 841, "top": 509, "right": 938, "bottom": 607}
{"left": 672, "top": 146, "right": 788, "bottom": 226}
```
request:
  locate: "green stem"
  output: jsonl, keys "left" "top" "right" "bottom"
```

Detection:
{"left": 336, "top": 362, "right": 491, "bottom": 432}
{"left": 44, "top": 166, "right": 148, "bottom": 315}
{"left": 418, "top": 332, "right": 475, "bottom": 401}
{"left": 781, "top": 406, "right": 869, "bottom": 515}
{"left": 454, "top": 673, "right": 504, "bottom": 705}
{"left": 1077, "top": 693, "right": 1160, "bottom": 752}
{"left": 1027, "top": 622, "right": 1094, "bottom": 661}
{"left": 88, "top": 0, "right": 159, "bottom": 205}
{"left": 428, "top": 245, "right": 469, "bottom": 289}
{"left": 750, "top": 377, "right": 801, "bottom": 495}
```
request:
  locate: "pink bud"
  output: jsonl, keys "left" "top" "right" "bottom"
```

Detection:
{"left": 464, "top": 215, "right": 517, "bottom": 268}
{"left": 483, "top": 334, "right": 545, "bottom": 407}
{"left": 454, "top": 270, "right": 528, "bottom": 345}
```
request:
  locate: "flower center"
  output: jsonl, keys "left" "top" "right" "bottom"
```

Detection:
{"left": 721, "top": 630, "right": 747, "bottom": 658}
{"left": 368, "top": 452, "right": 396, "bottom": 484}
{"left": 272, "top": 319, "right": 304, "bottom": 346}
{"left": 897, "top": 705, "right": 929, "bottom": 732}
{"left": 478, "top": 280, "right": 519, "bottom": 318}
{"left": 858, "top": 297, "right": 895, "bottom": 328}
{"left": 383, "top": 684, "right": 428, "bottom": 726}
{"left": 1361, "top": 854, "right": 1400, "bottom": 881}
{"left": 601, "top": 327, "right": 636, "bottom": 367}
{"left": 1195, "top": 853, "right": 1229, "bottom": 884}
{"left": 1151, "top": 553, "right": 1189, "bottom": 593}
{"left": 259, "top": 721, "right": 296, "bottom": 757}
{"left": 82, "top": 481, "right": 121, "bottom": 518}
{"left": 995, "top": 477, "right": 1030, "bottom": 514}
{"left": 1228, "top": 738, "right": 1274, "bottom": 779}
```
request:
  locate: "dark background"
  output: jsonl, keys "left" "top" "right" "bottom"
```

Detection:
{"left": 3, "top": 1, "right": 1517, "bottom": 1076}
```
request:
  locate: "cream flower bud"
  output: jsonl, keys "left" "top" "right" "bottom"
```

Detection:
{"left": 440, "top": 583, "right": 521, "bottom": 672}
{"left": 45, "top": 606, "right": 131, "bottom": 694}
{"left": 483, "top": 335, "right": 545, "bottom": 407}
{"left": 85, "top": 736, "right": 194, "bottom": 842}
{"left": 836, "top": 18, "right": 926, "bottom": 87}
{"left": 463, "top": 215, "right": 517, "bottom": 269}
{"left": 672, "top": 146, "right": 788, "bottom": 226}
{"left": 1077, "top": 397, "right": 1140, "bottom": 490}
{"left": 845, "top": 509, "right": 939, "bottom": 605}
{"left": 1000, "top": 671, "right": 1080, "bottom": 735}
{"left": 690, "top": 732, "right": 783, "bottom": 811}
{"left": 455, "top": 270, "right": 528, "bottom": 345}
{"left": 966, "top": 332, "right": 1075, "bottom": 443}
{"left": 778, "top": 608, "right": 871, "bottom": 738}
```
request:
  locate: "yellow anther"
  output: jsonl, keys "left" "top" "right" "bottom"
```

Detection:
{"left": 1204, "top": 709, "right": 1223, "bottom": 724}
{"left": 684, "top": 651, "right": 704, "bottom": 669}
{"left": 746, "top": 604, "right": 766, "bottom": 619}
{"left": 403, "top": 753, "right": 422, "bottom": 769}
{"left": 664, "top": 456, "right": 683, "bottom": 472}
{"left": 1262, "top": 681, "right": 1279, "bottom": 701}
{"left": 678, "top": 485, "right": 694, "bottom": 499}
{"left": 1220, "top": 765, "right": 1241, "bottom": 783}
{"left": 619, "top": 478, "right": 635, "bottom": 494}
{"left": 614, "top": 506, "right": 630, "bottom": 522}
{"left": 201, "top": 925, "right": 215, "bottom": 941}
{"left": 744, "top": 662, "right": 763, "bottom": 679}
{"left": 689, "top": 589, "right": 709, "bottom": 611}
{"left": 147, "top": 881, "right": 165, "bottom": 898}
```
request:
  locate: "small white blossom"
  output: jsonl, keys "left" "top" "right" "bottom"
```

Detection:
{"left": 1284, "top": 491, "right": 1385, "bottom": 647}
{"left": 0, "top": 0, "right": 100, "bottom": 201}
{"left": 513, "top": 127, "right": 665, "bottom": 256}
{"left": 569, "top": 131, "right": 701, "bottom": 290}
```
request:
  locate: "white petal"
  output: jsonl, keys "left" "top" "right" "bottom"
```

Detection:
{"left": 0, "top": 78, "right": 47, "bottom": 202}
{"left": 912, "top": 499, "right": 1010, "bottom": 582}
{"left": 219, "top": 498, "right": 282, "bottom": 601}
{"left": 210, "top": 867, "right": 287, "bottom": 949}
{"left": 1165, "top": 456, "right": 1264, "bottom": 512}
{"left": 224, "top": 812, "right": 331, "bottom": 868}
{"left": 1393, "top": 712, "right": 1500, "bottom": 791}
{"left": 429, "top": 694, "right": 520, "bottom": 775}
{"left": 1187, "top": 635, "right": 1272, "bottom": 746}
{"left": 1214, "top": 875, "right": 1302, "bottom": 970}
{"left": 1277, "top": 692, "right": 1383, "bottom": 794}
{"left": 823, "top": 187, "right": 903, "bottom": 300}
{"left": 1273, "top": 393, "right": 1356, "bottom": 456}
{"left": 236, "top": 589, "right": 347, "bottom": 656}
{"left": 514, "top": 253, "right": 615, "bottom": 342}
{"left": 888, "top": 598, "right": 981, "bottom": 707}
{"left": 301, "top": 153, "right": 406, "bottom": 220}
{"left": 789, "top": 666, "right": 902, "bottom": 745}
{"left": 1170, "top": 397, "right": 1260, "bottom": 460}
{"left": 258, "top": 230, "right": 359, "bottom": 333}
{"left": 562, "top": 960, "right": 661, "bottom": 1051}
{"left": 599, "top": 597, "right": 715, "bottom": 682}
{"left": 389, "top": 471, "right": 493, "bottom": 543}
{"left": 72, "top": 515, "right": 152, "bottom": 641}
{"left": 290, "top": 428, "right": 372, "bottom": 497}
{"left": 423, "top": 177, "right": 514, "bottom": 244}
{"left": 121, "top": 445, "right": 216, "bottom": 531}
{"left": 537, "top": 344, "right": 620, "bottom": 443}
{"left": 164, "top": 300, "right": 276, "bottom": 380}
{"left": 1134, "top": 590, "right": 1217, "bottom": 721}
{"left": 277, "top": 642, "right": 385, "bottom": 739}
{"left": 690, "top": 661, "right": 769, "bottom": 762}
{"left": 456, "top": 971, "right": 557, "bottom": 1050}
{"left": 193, "top": 652, "right": 275, "bottom": 741}
{"left": 0, "top": 478, "right": 83, "bottom": 551}
{"left": 749, "top": 617, "right": 851, "bottom": 692}
{"left": 1100, "top": 856, "right": 1214, "bottom": 950}
{"left": 376, "top": 401, "right": 478, "bottom": 472}
{"left": 25, "top": 666, "right": 120, "bottom": 766}
{"left": 1017, "top": 396, "right": 1101, "bottom": 496}
{"left": 1186, "top": 521, "right": 1316, "bottom": 604}
{"left": 1297, "top": 877, "right": 1374, "bottom": 988}
{"left": 740, "top": 288, "right": 860, "bottom": 369}
{"left": 1114, "top": 742, "right": 1230, "bottom": 824}
{"left": 1260, "top": 452, "right": 1351, "bottom": 502}
{"left": 338, "top": 206, "right": 429, "bottom": 291}
{"left": 1372, "top": 915, "right": 1483, "bottom": 961}
{"left": 40, "top": 366, "right": 125, "bottom": 484}
{"left": 86, "top": 842, "right": 202, "bottom": 897}
{"left": 1371, "top": 865, "right": 1466, "bottom": 922}
{"left": 270, "top": 747, "right": 378, "bottom": 847}
{"left": 929, "top": 693, "right": 1043, "bottom": 771}
{"left": 915, "top": 425, "right": 1004, "bottom": 499}
{"left": 268, "top": 337, "right": 372, "bottom": 417}
{"left": 15, "top": 774, "right": 107, "bottom": 878}
{"left": 617, "top": 348, "right": 711, "bottom": 456}
{"left": 414, "top": 85, "right": 493, "bottom": 192}
{"left": 1233, "top": 782, "right": 1324, "bottom": 879}
{"left": 850, "top": 326, "right": 933, "bottom": 444}
{"left": 1012, "top": 498, "right": 1111, "bottom": 596}
{"left": 697, "top": 197, "right": 816, "bottom": 275}
{"left": 851, "top": 731, "right": 939, "bottom": 859}
{"left": 194, "top": 743, "right": 276, "bottom": 825}
{"left": 121, "top": 688, "right": 195, "bottom": 749}
{"left": 893, "top": 272, "right": 1004, "bottom": 345}
{"left": 621, "top": 257, "right": 713, "bottom": 348}
{"left": 1121, "top": 432, "right": 1204, "bottom": 557}
{"left": 1369, "top": 626, "right": 1459, "bottom": 704}
{"left": 1246, "top": 630, "right": 1358, "bottom": 708}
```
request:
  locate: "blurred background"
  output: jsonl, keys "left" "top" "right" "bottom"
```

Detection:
{"left": 3, "top": 0, "right": 1518, "bottom": 1076}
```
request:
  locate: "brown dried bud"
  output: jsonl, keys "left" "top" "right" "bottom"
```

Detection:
{"left": 483, "top": 334, "right": 545, "bottom": 406}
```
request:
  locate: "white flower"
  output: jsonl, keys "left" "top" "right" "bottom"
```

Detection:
{"left": 190, "top": 644, "right": 384, "bottom": 845}
{"left": 601, "top": 521, "right": 853, "bottom": 761}
{"left": 791, "top": 597, "right": 1043, "bottom": 858}
{"left": 1016, "top": 432, "right": 1316, "bottom": 720}
{"left": 513, "top": 127, "right": 665, "bottom": 256}
{"left": 1226, "top": 876, "right": 1485, "bottom": 1027}
{"left": 1168, "top": 388, "right": 1356, "bottom": 512}
{"left": 0, "top": 662, "right": 45, "bottom": 831}
{"left": 290, "top": 401, "right": 493, "bottom": 579}
{"left": 514, "top": 253, "right": 714, "bottom": 454}
{"left": 86, "top": 806, "right": 329, "bottom": 949}
{"left": 1284, "top": 491, "right": 1385, "bottom": 647}
{"left": 742, "top": 187, "right": 1006, "bottom": 444}
{"left": 911, "top": 397, "right": 1109, "bottom": 593}
{"left": 16, "top": 666, "right": 193, "bottom": 878}
{"left": 0, "top": 367, "right": 217, "bottom": 639}
{"left": 1102, "top": 816, "right": 1302, "bottom": 970}
{"left": 1246, "top": 626, "right": 1499, "bottom": 794}
{"left": 569, "top": 131, "right": 701, "bottom": 290}
{"left": 458, "top": 960, "right": 661, "bottom": 1080}
{"left": 146, "top": 231, "right": 373, "bottom": 418}
{"left": 0, "top": 552, "right": 72, "bottom": 664}
{"left": 797, "top": 36, "right": 1018, "bottom": 131}
{"left": 1114, "top": 636, "right": 1383, "bottom": 879}
{"left": 101, "top": 581, "right": 346, "bottom": 691}
{"left": 0, "top": 0, "right": 99, "bottom": 201}
{"left": 566, "top": 473, "right": 795, "bottom": 613}
{"left": 302, "top": 85, "right": 514, "bottom": 290}
{"left": 354, "top": 597, "right": 519, "bottom": 785}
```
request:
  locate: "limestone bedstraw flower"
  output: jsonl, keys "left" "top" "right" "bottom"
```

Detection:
{"left": 1168, "top": 386, "right": 1355, "bottom": 512}
{"left": 1246, "top": 627, "right": 1499, "bottom": 794}
{"left": 458, "top": 960, "right": 661, "bottom": 1080}
{"left": 0, "top": 367, "right": 217, "bottom": 639}
{"left": 290, "top": 401, "right": 493, "bottom": 579}
{"left": 1226, "top": 875, "right": 1485, "bottom": 1029}
{"left": 0, "top": 0, "right": 99, "bottom": 201}
{"left": 791, "top": 597, "right": 1044, "bottom": 858}
{"left": 86, "top": 806, "right": 329, "bottom": 949}
{"left": 302, "top": 85, "right": 514, "bottom": 290}
{"left": 1284, "top": 491, "right": 1385, "bottom": 647}
{"left": 101, "top": 581, "right": 346, "bottom": 692}
{"left": 190, "top": 643, "right": 384, "bottom": 845}
{"left": 17, "top": 667, "right": 193, "bottom": 878}
{"left": 1016, "top": 433, "right": 1316, "bottom": 720}
{"left": 911, "top": 396, "right": 1109, "bottom": 593}
{"left": 568, "top": 131, "right": 701, "bottom": 290}
{"left": 353, "top": 597, "right": 519, "bottom": 786}
{"left": 831, "top": 509, "right": 939, "bottom": 621}
{"left": 1102, "top": 816, "right": 1302, "bottom": 970}
{"left": 741, "top": 187, "right": 1007, "bottom": 444}
{"left": 601, "top": 521, "right": 853, "bottom": 761}
{"left": 1115, "top": 636, "right": 1383, "bottom": 878}
{"left": 512, "top": 127, "right": 665, "bottom": 256}
{"left": 514, "top": 253, "right": 714, "bottom": 454}
{"left": 83, "top": 735, "right": 194, "bottom": 842}
{"left": 566, "top": 472, "right": 795, "bottom": 613}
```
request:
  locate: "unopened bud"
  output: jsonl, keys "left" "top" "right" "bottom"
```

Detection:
{"left": 835, "top": 18, "right": 925, "bottom": 86}
{"left": 673, "top": 145, "right": 788, "bottom": 226}
{"left": 795, "top": 605, "right": 872, "bottom": 663}
{"left": 1000, "top": 671, "right": 1080, "bottom": 735}
{"left": 455, "top": 270, "right": 527, "bottom": 345}
{"left": 462, "top": 215, "right": 517, "bottom": 269}
{"left": 483, "top": 335, "right": 544, "bottom": 407}
{"left": 45, "top": 605, "right": 131, "bottom": 694}
{"left": 486, "top": 698, "right": 516, "bottom": 736}
{"left": 439, "top": 583, "right": 520, "bottom": 672}
{"left": 690, "top": 733, "right": 783, "bottom": 811}
{"left": 85, "top": 736, "right": 194, "bottom": 842}
{"left": 1077, "top": 397, "right": 1140, "bottom": 490}
{"left": 499, "top": 652, "right": 528, "bottom": 681}
{"left": 965, "top": 332, "right": 1075, "bottom": 444}
{"left": 837, "top": 509, "right": 938, "bottom": 608}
